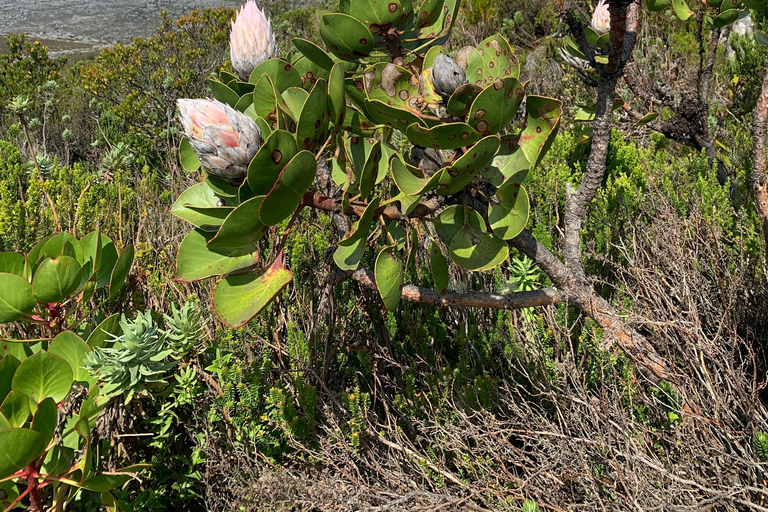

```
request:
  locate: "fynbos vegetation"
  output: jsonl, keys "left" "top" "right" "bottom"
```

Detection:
{"left": 0, "top": 0, "right": 767, "bottom": 510}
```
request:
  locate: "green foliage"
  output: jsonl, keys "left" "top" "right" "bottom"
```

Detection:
{"left": 174, "top": 0, "right": 563, "bottom": 326}
{"left": 75, "top": 8, "right": 236, "bottom": 167}
{"left": 84, "top": 303, "right": 201, "bottom": 402}
{"left": 0, "top": 231, "right": 138, "bottom": 511}
{"left": 754, "top": 431, "right": 768, "bottom": 462}
{"left": 726, "top": 33, "right": 768, "bottom": 118}
{"left": 0, "top": 35, "right": 65, "bottom": 127}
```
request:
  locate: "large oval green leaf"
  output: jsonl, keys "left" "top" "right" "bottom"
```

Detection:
{"left": 449, "top": 227, "right": 509, "bottom": 271}
{"left": 318, "top": 13, "right": 375, "bottom": 61}
{"left": 175, "top": 229, "right": 259, "bottom": 282}
{"left": 247, "top": 129, "right": 300, "bottom": 196}
{"left": 406, "top": 122, "right": 480, "bottom": 150}
{"left": 171, "top": 182, "right": 235, "bottom": 231}
{"left": 375, "top": 246, "right": 403, "bottom": 311}
{"left": 12, "top": 350, "right": 73, "bottom": 403}
{"left": 39, "top": 233, "right": 84, "bottom": 265}
{"left": 519, "top": 96, "right": 562, "bottom": 168}
{"left": 248, "top": 59, "right": 302, "bottom": 92}
{"left": 259, "top": 151, "right": 317, "bottom": 226}
{"left": 296, "top": 78, "right": 330, "bottom": 152}
{"left": 0, "top": 253, "right": 26, "bottom": 278}
{"left": 339, "top": 0, "right": 414, "bottom": 31}
{"left": 0, "top": 273, "right": 36, "bottom": 324}
{"left": 488, "top": 181, "right": 530, "bottom": 240}
{"left": 207, "top": 196, "right": 269, "bottom": 251}
{"left": 468, "top": 77, "right": 524, "bottom": 136}
{"left": 0, "top": 428, "right": 47, "bottom": 479}
{"left": 212, "top": 256, "right": 293, "bottom": 328}
{"left": 32, "top": 256, "right": 82, "bottom": 304}
{"left": 433, "top": 205, "right": 486, "bottom": 246}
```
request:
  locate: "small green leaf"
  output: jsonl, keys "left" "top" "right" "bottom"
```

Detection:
{"left": 81, "top": 474, "right": 133, "bottom": 492}
{"left": 0, "top": 355, "right": 20, "bottom": 401}
{"left": 207, "top": 79, "right": 240, "bottom": 108}
{"left": 672, "top": 0, "right": 694, "bottom": 19}
{"left": 0, "top": 273, "right": 36, "bottom": 324}
{"left": 390, "top": 155, "right": 441, "bottom": 196}
{"left": 32, "top": 256, "right": 83, "bottom": 304}
{"left": 646, "top": 0, "right": 670, "bottom": 11}
{"left": 212, "top": 254, "right": 293, "bottom": 328}
{"left": 179, "top": 138, "right": 201, "bottom": 172}
{"left": 429, "top": 241, "right": 449, "bottom": 295}
{"left": 416, "top": 0, "right": 445, "bottom": 27}
{"left": 12, "top": 350, "right": 73, "bottom": 403}
{"left": 281, "top": 87, "right": 309, "bottom": 119}
{"left": 85, "top": 314, "right": 121, "bottom": 350}
{"left": 0, "top": 253, "right": 26, "bottom": 278}
{"left": 637, "top": 112, "right": 659, "bottom": 126}
{"left": 1, "top": 391, "right": 30, "bottom": 428}
{"left": 712, "top": 8, "right": 742, "bottom": 27}
{"left": 0, "top": 428, "right": 47, "bottom": 479}
{"left": 375, "top": 246, "right": 403, "bottom": 311}
{"left": 358, "top": 140, "right": 382, "bottom": 199}
{"left": 292, "top": 38, "right": 335, "bottom": 69}
{"left": 109, "top": 245, "right": 134, "bottom": 301}
{"left": 31, "top": 397, "right": 57, "bottom": 445}
{"left": 333, "top": 236, "right": 368, "bottom": 271}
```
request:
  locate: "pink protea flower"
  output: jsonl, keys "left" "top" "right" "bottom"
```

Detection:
{"left": 230, "top": 1, "right": 277, "bottom": 81}
{"left": 591, "top": 0, "right": 611, "bottom": 35}
{"left": 178, "top": 98, "right": 261, "bottom": 180}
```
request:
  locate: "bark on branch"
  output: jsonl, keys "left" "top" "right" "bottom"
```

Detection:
{"left": 751, "top": 60, "right": 768, "bottom": 251}
{"left": 325, "top": 268, "right": 564, "bottom": 310}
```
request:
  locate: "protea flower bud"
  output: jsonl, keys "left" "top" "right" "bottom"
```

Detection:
{"left": 591, "top": 0, "right": 611, "bottom": 35}
{"left": 177, "top": 98, "right": 261, "bottom": 180}
{"left": 431, "top": 53, "right": 468, "bottom": 101}
{"left": 230, "top": 0, "right": 277, "bottom": 81}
